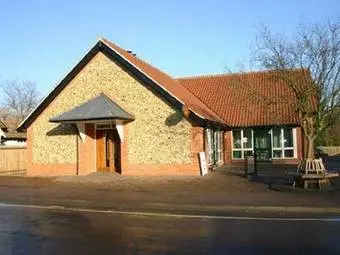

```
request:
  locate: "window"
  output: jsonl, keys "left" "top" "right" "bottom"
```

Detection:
{"left": 272, "top": 128, "right": 282, "bottom": 148}
{"left": 206, "top": 129, "right": 214, "bottom": 164}
{"left": 271, "top": 127, "right": 295, "bottom": 158}
{"left": 243, "top": 129, "right": 252, "bottom": 149}
{"left": 233, "top": 130, "right": 241, "bottom": 149}
{"left": 205, "top": 129, "right": 223, "bottom": 165}
{"left": 232, "top": 129, "right": 253, "bottom": 159}
{"left": 214, "top": 131, "right": 223, "bottom": 164}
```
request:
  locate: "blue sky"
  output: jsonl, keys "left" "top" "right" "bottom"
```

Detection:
{"left": 0, "top": 0, "right": 339, "bottom": 95}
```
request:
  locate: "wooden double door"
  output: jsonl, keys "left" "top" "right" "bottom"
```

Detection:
{"left": 96, "top": 129, "right": 121, "bottom": 173}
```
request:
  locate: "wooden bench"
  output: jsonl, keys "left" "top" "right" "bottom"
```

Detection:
{"left": 286, "top": 158, "right": 339, "bottom": 189}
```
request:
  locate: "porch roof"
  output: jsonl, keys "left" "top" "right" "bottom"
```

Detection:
{"left": 49, "top": 93, "right": 135, "bottom": 123}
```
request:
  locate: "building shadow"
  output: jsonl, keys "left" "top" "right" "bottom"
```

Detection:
{"left": 46, "top": 123, "right": 77, "bottom": 136}
{"left": 165, "top": 111, "right": 183, "bottom": 126}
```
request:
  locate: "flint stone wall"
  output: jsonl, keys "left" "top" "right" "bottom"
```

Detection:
{"left": 31, "top": 52, "right": 193, "bottom": 165}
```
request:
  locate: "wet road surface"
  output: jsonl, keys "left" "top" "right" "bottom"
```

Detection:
{"left": 0, "top": 205, "right": 340, "bottom": 255}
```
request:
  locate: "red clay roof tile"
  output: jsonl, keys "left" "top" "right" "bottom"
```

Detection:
{"left": 178, "top": 70, "right": 309, "bottom": 127}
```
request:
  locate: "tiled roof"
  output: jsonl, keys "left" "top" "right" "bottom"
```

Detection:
{"left": 2, "top": 130, "right": 26, "bottom": 140}
{"left": 100, "top": 38, "right": 227, "bottom": 126}
{"left": 0, "top": 120, "right": 6, "bottom": 129}
{"left": 0, "top": 118, "right": 26, "bottom": 140}
{"left": 178, "top": 70, "right": 309, "bottom": 127}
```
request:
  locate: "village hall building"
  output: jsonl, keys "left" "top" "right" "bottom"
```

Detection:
{"left": 18, "top": 37, "right": 307, "bottom": 176}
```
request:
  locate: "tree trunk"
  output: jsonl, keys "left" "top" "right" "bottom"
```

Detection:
{"left": 307, "top": 137, "right": 315, "bottom": 160}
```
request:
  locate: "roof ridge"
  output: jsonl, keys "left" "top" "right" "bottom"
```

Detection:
{"left": 177, "top": 68, "right": 308, "bottom": 80}
{"left": 100, "top": 37, "right": 168, "bottom": 76}
{"left": 100, "top": 37, "right": 185, "bottom": 86}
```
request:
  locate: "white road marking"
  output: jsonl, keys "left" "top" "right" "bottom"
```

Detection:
{"left": 1, "top": 202, "right": 340, "bottom": 222}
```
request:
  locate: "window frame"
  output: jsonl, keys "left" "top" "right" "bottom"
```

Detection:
{"left": 232, "top": 129, "right": 254, "bottom": 160}
{"left": 232, "top": 127, "right": 297, "bottom": 160}
{"left": 271, "top": 127, "right": 295, "bottom": 159}
{"left": 205, "top": 128, "right": 224, "bottom": 165}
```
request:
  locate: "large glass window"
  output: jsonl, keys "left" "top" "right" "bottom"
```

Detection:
{"left": 272, "top": 127, "right": 295, "bottom": 158}
{"left": 232, "top": 129, "right": 253, "bottom": 159}
{"left": 284, "top": 128, "right": 293, "bottom": 147}
{"left": 233, "top": 130, "right": 241, "bottom": 149}
{"left": 272, "top": 128, "right": 282, "bottom": 148}
{"left": 243, "top": 129, "right": 252, "bottom": 149}
{"left": 232, "top": 127, "right": 295, "bottom": 160}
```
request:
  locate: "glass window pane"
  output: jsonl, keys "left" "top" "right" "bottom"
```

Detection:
{"left": 243, "top": 129, "right": 252, "bottom": 149}
{"left": 208, "top": 129, "right": 214, "bottom": 152}
{"left": 284, "top": 149, "right": 294, "bottom": 158}
{"left": 283, "top": 128, "right": 293, "bottom": 147}
{"left": 244, "top": 150, "right": 253, "bottom": 158}
{"left": 233, "top": 130, "right": 241, "bottom": 149}
{"left": 233, "top": 151, "right": 242, "bottom": 159}
{"left": 272, "top": 128, "right": 282, "bottom": 148}
{"left": 273, "top": 150, "right": 282, "bottom": 158}
{"left": 217, "top": 132, "right": 223, "bottom": 152}
{"left": 209, "top": 153, "right": 214, "bottom": 163}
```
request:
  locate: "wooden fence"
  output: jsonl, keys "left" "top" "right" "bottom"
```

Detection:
{"left": 317, "top": 146, "right": 340, "bottom": 156}
{"left": 0, "top": 146, "right": 27, "bottom": 176}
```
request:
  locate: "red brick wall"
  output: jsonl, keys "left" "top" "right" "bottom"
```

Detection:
{"left": 123, "top": 164, "right": 199, "bottom": 176}
{"left": 78, "top": 123, "right": 96, "bottom": 175}
{"left": 224, "top": 130, "right": 232, "bottom": 164}
{"left": 296, "top": 126, "right": 304, "bottom": 159}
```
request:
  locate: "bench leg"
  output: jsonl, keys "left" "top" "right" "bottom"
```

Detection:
{"left": 318, "top": 179, "right": 331, "bottom": 189}
{"left": 304, "top": 180, "right": 308, "bottom": 189}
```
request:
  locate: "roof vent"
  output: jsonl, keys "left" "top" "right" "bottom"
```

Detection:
{"left": 126, "top": 50, "right": 136, "bottom": 56}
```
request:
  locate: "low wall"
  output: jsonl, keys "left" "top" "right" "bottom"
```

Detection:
{"left": 0, "top": 146, "right": 27, "bottom": 176}
{"left": 317, "top": 146, "right": 340, "bottom": 156}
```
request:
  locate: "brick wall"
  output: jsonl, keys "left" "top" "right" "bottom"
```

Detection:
{"left": 224, "top": 130, "right": 232, "bottom": 164}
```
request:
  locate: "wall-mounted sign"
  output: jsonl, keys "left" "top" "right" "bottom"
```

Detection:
{"left": 199, "top": 152, "right": 208, "bottom": 176}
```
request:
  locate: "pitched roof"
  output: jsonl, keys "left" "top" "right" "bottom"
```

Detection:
{"left": 100, "top": 38, "right": 226, "bottom": 126}
{"left": 50, "top": 93, "right": 134, "bottom": 123}
{"left": 178, "top": 70, "right": 308, "bottom": 127}
{"left": 18, "top": 38, "right": 227, "bottom": 131}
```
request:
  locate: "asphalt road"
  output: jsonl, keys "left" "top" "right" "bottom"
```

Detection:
{"left": 0, "top": 205, "right": 340, "bottom": 255}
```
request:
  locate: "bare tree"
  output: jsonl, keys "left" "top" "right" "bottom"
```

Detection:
{"left": 1, "top": 80, "right": 40, "bottom": 122}
{"left": 252, "top": 19, "right": 340, "bottom": 159}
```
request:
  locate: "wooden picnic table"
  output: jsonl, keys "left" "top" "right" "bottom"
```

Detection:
{"left": 286, "top": 158, "right": 339, "bottom": 189}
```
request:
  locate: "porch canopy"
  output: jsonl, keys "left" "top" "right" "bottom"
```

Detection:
{"left": 49, "top": 93, "right": 134, "bottom": 141}
{"left": 50, "top": 93, "right": 134, "bottom": 123}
